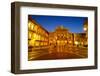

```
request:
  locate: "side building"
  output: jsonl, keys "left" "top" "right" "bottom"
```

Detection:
{"left": 73, "top": 33, "right": 87, "bottom": 47}
{"left": 83, "top": 18, "right": 88, "bottom": 46}
{"left": 28, "top": 16, "right": 49, "bottom": 52}
{"left": 74, "top": 18, "right": 88, "bottom": 47}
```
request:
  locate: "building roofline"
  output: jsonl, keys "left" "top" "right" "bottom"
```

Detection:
{"left": 28, "top": 16, "right": 49, "bottom": 34}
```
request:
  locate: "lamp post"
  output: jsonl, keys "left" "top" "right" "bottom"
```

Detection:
{"left": 75, "top": 41, "right": 78, "bottom": 47}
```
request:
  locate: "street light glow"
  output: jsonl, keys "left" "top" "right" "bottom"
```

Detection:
{"left": 75, "top": 41, "right": 78, "bottom": 45}
{"left": 83, "top": 27, "right": 87, "bottom": 31}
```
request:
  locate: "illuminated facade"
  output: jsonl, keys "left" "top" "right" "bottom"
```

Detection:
{"left": 49, "top": 25, "right": 87, "bottom": 47}
{"left": 49, "top": 26, "right": 74, "bottom": 47}
{"left": 28, "top": 17, "right": 88, "bottom": 50}
{"left": 28, "top": 17, "right": 49, "bottom": 51}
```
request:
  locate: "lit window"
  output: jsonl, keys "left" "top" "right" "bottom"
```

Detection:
{"left": 33, "top": 33, "right": 37, "bottom": 40}
{"left": 38, "top": 35, "right": 40, "bottom": 40}
{"left": 65, "top": 41, "right": 67, "bottom": 43}
{"left": 35, "top": 34, "right": 38, "bottom": 40}
{"left": 37, "top": 35, "right": 40, "bottom": 40}
{"left": 35, "top": 42, "right": 39, "bottom": 46}
{"left": 30, "top": 23, "right": 35, "bottom": 30}
{"left": 28, "top": 32, "right": 32, "bottom": 39}
{"left": 34, "top": 25, "right": 38, "bottom": 32}
{"left": 29, "top": 40, "right": 35, "bottom": 46}
{"left": 57, "top": 41, "right": 60, "bottom": 43}
{"left": 69, "top": 41, "right": 72, "bottom": 43}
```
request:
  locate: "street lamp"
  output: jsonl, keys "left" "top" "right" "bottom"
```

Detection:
{"left": 75, "top": 41, "right": 78, "bottom": 47}
{"left": 83, "top": 27, "right": 87, "bottom": 31}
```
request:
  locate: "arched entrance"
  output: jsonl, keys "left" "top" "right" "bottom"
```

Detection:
{"left": 56, "top": 40, "right": 67, "bottom": 52}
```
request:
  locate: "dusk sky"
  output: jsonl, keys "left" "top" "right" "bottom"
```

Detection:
{"left": 30, "top": 15, "right": 87, "bottom": 33}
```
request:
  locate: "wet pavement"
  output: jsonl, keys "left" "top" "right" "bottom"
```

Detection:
{"left": 28, "top": 46, "right": 88, "bottom": 61}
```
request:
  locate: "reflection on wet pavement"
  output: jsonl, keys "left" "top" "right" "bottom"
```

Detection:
{"left": 28, "top": 46, "right": 88, "bottom": 61}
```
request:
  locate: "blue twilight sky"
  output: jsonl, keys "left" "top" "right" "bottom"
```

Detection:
{"left": 30, "top": 15, "right": 87, "bottom": 33}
